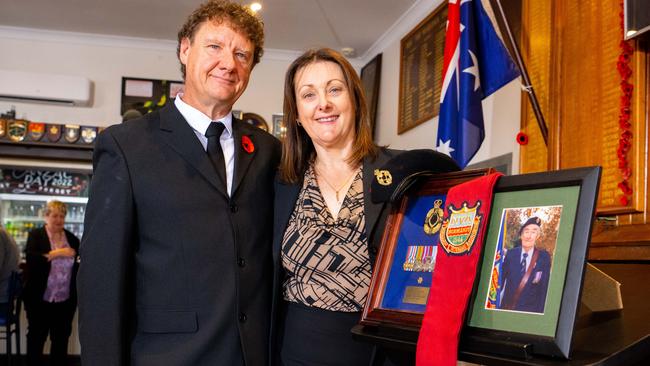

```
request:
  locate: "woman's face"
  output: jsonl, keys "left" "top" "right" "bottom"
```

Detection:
{"left": 45, "top": 209, "right": 66, "bottom": 232}
{"left": 294, "top": 61, "right": 356, "bottom": 151}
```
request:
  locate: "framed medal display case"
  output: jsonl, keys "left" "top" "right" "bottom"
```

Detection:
{"left": 361, "top": 168, "right": 494, "bottom": 332}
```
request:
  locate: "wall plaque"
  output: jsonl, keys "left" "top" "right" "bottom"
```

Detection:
{"left": 398, "top": 3, "right": 447, "bottom": 134}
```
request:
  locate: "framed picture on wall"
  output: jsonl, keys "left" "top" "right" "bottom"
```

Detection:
{"left": 121, "top": 77, "right": 183, "bottom": 118}
{"left": 360, "top": 53, "right": 382, "bottom": 140}
{"left": 272, "top": 114, "right": 286, "bottom": 140}
{"left": 464, "top": 166, "right": 601, "bottom": 358}
{"left": 397, "top": 3, "right": 447, "bottom": 134}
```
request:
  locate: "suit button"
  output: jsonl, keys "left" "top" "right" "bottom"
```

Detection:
{"left": 239, "top": 313, "right": 247, "bottom": 322}
{"left": 238, "top": 258, "right": 246, "bottom": 267}
{"left": 230, "top": 203, "right": 238, "bottom": 213}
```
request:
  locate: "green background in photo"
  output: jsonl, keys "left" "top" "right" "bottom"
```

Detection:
{"left": 467, "top": 186, "right": 580, "bottom": 337}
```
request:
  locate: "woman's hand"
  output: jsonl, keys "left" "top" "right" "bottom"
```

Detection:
{"left": 47, "top": 247, "right": 77, "bottom": 261}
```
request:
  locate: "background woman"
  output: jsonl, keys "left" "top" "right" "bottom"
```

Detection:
{"left": 272, "top": 47, "right": 399, "bottom": 365}
{"left": 24, "top": 200, "right": 79, "bottom": 366}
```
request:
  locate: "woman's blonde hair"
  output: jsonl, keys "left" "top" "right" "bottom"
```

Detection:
{"left": 45, "top": 200, "right": 67, "bottom": 216}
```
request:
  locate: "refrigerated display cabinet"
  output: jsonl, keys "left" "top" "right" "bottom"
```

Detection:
{"left": 0, "top": 167, "right": 91, "bottom": 257}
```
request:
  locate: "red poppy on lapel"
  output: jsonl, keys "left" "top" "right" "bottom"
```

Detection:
{"left": 242, "top": 135, "right": 254, "bottom": 153}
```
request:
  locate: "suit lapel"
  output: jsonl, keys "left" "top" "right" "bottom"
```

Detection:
{"left": 363, "top": 150, "right": 393, "bottom": 238}
{"left": 273, "top": 179, "right": 301, "bottom": 263}
{"left": 231, "top": 118, "right": 255, "bottom": 195}
{"left": 158, "top": 104, "right": 228, "bottom": 197}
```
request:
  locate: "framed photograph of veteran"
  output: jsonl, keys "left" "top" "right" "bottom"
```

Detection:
{"left": 464, "top": 166, "right": 601, "bottom": 359}
{"left": 360, "top": 168, "right": 493, "bottom": 331}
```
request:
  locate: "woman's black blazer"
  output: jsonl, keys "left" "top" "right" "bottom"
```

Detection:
{"left": 23, "top": 226, "right": 80, "bottom": 306}
{"left": 269, "top": 148, "right": 400, "bottom": 362}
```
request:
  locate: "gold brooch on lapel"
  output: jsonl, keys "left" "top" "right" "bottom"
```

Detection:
{"left": 374, "top": 169, "right": 392, "bottom": 186}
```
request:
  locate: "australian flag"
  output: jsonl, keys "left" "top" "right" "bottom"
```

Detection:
{"left": 436, "top": 0, "right": 521, "bottom": 168}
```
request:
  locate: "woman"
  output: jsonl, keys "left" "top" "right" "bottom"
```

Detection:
{"left": 24, "top": 200, "right": 79, "bottom": 366}
{"left": 272, "top": 48, "right": 399, "bottom": 365}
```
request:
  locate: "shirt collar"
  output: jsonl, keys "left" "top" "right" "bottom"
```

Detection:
{"left": 174, "top": 94, "right": 233, "bottom": 137}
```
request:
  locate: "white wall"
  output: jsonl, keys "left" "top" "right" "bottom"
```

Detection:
{"left": 361, "top": 0, "right": 521, "bottom": 173}
{"left": 0, "top": 26, "right": 295, "bottom": 130}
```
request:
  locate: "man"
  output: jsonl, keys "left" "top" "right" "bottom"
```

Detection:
{"left": 499, "top": 216, "right": 551, "bottom": 313}
{"left": 77, "top": 1, "right": 280, "bottom": 365}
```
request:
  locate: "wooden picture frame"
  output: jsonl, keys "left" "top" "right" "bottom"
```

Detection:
{"left": 464, "top": 166, "right": 602, "bottom": 359}
{"left": 360, "top": 53, "right": 382, "bottom": 140}
{"left": 272, "top": 114, "right": 286, "bottom": 140}
{"left": 397, "top": 3, "right": 447, "bottom": 134}
{"left": 361, "top": 168, "right": 494, "bottom": 332}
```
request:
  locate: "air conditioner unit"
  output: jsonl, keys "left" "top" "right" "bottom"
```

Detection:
{"left": 0, "top": 69, "right": 92, "bottom": 107}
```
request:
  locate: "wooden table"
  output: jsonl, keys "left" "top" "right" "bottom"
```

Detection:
{"left": 352, "top": 262, "right": 650, "bottom": 365}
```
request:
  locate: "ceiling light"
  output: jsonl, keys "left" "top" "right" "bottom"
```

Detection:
{"left": 250, "top": 2, "right": 262, "bottom": 12}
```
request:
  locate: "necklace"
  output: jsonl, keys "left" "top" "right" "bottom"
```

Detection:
{"left": 315, "top": 165, "right": 358, "bottom": 202}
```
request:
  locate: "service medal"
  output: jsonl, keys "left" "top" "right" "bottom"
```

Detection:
{"left": 64, "top": 124, "right": 80, "bottom": 143}
{"left": 80, "top": 126, "right": 97, "bottom": 144}
{"left": 439, "top": 201, "right": 482, "bottom": 255}
{"left": 403, "top": 245, "right": 436, "bottom": 272}
{"left": 423, "top": 199, "right": 444, "bottom": 235}
{"left": 28, "top": 122, "right": 46, "bottom": 141}
{"left": 8, "top": 120, "right": 28, "bottom": 142}
{"left": 47, "top": 124, "right": 62, "bottom": 142}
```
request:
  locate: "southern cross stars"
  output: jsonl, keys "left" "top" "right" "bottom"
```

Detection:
{"left": 436, "top": 139, "right": 455, "bottom": 156}
{"left": 463, "top": 50, "right": 480, "bottom": 91}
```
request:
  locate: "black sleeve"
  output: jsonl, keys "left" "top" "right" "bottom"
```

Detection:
{"left": 77, "top": 129, "right": 135, "bottom": 366}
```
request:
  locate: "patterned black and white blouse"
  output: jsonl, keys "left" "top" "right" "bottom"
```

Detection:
{"left": 281, "top": 165, "right": 372, "bottom": 312}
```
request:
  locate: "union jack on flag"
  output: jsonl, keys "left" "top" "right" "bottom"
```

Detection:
{"left": 436, "top": 0, "right": 520, "bottom": 168}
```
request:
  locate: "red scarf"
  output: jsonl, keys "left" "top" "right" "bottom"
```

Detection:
{"left": 416, "top": 173, "right": 502, "bottom": 365}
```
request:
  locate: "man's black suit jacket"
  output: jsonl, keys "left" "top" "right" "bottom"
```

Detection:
{"left": 269, "top": 148, "right": 399, "bottom": 362}
{"left": 500, "top": 245, "right": 551, "bottom": 313}
{"left": 78, "top": 103, "right": 280, "bottom": 366}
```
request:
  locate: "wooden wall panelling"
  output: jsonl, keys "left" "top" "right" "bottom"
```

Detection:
{"left": 519, "top": 0, "right": 552, "bottom": 174}
{"left": 556, "top": 0, "right": 639, "bottom": 214}
{"left": 520, "top": 0, "right": 649, "bottom": 259}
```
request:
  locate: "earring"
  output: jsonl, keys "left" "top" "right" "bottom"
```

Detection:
{"left": 296, "top": 120, "right": 302, "bottom": 126}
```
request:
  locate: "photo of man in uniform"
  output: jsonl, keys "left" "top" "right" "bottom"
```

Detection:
{"left": 499, "top": 216, "right": 552, "bottom": 313}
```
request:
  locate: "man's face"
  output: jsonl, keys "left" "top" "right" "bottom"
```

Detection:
{"left": 520, "top": 225, "right": 540, "bottom": 251}
{"left": 179, "top": 21, "right": 254, "bottom": 115}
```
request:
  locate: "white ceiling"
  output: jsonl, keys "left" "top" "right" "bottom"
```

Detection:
{"left": 0, "top": 0, "right": 419, "bottom": 58}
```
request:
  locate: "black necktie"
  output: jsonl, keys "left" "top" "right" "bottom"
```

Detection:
{"left": 520, "top": 252, "right": 528, "bottom": 274}
{"left": 205, "top": 122, "right": 227, "bottom": 186}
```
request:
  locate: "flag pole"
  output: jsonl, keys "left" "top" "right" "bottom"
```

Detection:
{"left": 494, "top": 0, "right": 549, "bottom": 146}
